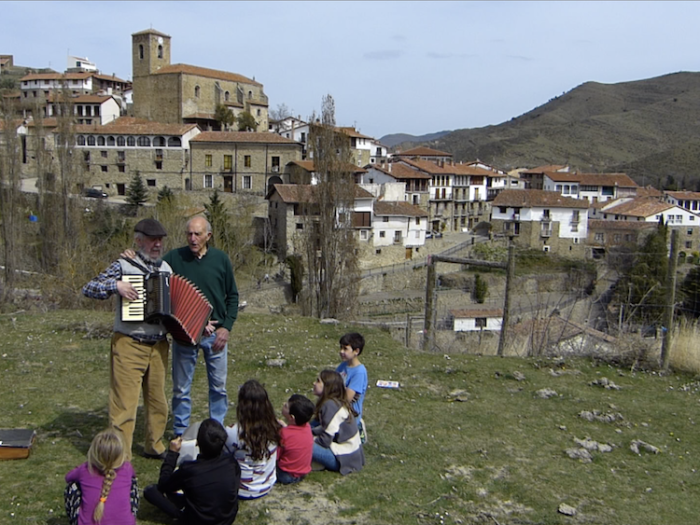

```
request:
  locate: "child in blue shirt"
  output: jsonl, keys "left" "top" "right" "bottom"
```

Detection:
{"left": 336, "top": 332, "right": 368, "bottom": 442}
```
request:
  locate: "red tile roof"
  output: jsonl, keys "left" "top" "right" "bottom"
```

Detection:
{"left": 370, "top": 163, "right": 431, "bottom": 180}
{"left": 665, "top": 190, "right": 700, "bottom": 201}
{"left": 400, "top": 158, "right": 453, "bottom": 175}
{"left": 450, "top": 308, "right": 503, "bottom": 318}
{"left": 20, "top": 72, "right": 127, "bottom": 83}
{"left": 75, "top": 117, "right": 198, "bottom": 136}
{"left": 153, "top": 63, "right": 261, "bottom": 87}
{"left": 588, "top": 220, "right": 657, "bottom": 231}
{"left": 492, "top": 189, "right": 590, "bottom": 209}
{"left": 286, "top": 160, "right": 368, "bottom": 174}
{"left": 270, "top": 184, "right": 373, "bottom": 203}
{"left": 374, "top": 200, "right": 428, "bottom": 217}
{"left": 191, "top": 131, "right": 299, "bottom": 144}
{"left": 47, "top": 94, "right": 115, "bottom": 104}
{"left": 395, "top": 146, "right": 452, "bottom": 157}
{"left": 132, "top": 29, "right": 171, "bottom": 38}
{"left": 521, "top": 165, "right": 568, "bottom": 174}
{"left": 602, "top": 197, "right": 674, "bottom": 217}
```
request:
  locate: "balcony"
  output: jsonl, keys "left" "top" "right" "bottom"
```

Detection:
{"left": 541, "top": 227, "right": 552, "bottom": 238}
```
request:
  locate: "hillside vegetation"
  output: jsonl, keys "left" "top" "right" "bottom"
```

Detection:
{"left": 2, "top": 310, "right": 700, "bottom": 525}
{"left": 411, "top": 72, "right": 700, "bottom": 190}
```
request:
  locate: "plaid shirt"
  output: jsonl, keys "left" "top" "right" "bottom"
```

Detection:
{"left": 82, "top": 256, "right": 164, "bottom": 300}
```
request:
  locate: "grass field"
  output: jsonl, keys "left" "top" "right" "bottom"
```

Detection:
{"left": 1, "top": 309, "right": 699, "bottom": 525}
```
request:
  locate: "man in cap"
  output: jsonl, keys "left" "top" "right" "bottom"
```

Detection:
{"left": 82, "top": 218, "right": 172, "bottom": 460}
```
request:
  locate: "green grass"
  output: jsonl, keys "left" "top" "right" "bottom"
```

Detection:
{"left": 1, "top": 310, "right": 699, "bottom": 524}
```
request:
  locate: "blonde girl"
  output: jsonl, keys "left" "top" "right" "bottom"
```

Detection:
{"left": 311, "top": 370, "right": 364, "bottom": 475}
{"left": 64, "top": 428, "right": 138, "bottom": 525}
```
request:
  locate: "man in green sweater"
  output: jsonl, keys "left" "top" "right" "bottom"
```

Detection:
{"left": 163, "top": 215, "right": 239, "bottom": 436}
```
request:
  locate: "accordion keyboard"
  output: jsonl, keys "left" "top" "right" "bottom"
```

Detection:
{"left": 121, "top": 275, "right": 145, "bottom": 321}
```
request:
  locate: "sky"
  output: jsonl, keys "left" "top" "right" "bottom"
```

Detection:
{"left": 3, "top": 1, "right": 700, "bottom": 139}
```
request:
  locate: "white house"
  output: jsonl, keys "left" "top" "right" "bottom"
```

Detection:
{"left": 543, "top": 172, "right": 638, "bottom": 203}
{"left": 451, "top": 308, "right": 503, "bottom": 332}
{"left": 665, "top": 190, "right": 700, "bottom": 212}
{"left": 46, "top": 94, "right": 121, "bottom": 125}
{"left": 597, "top": 197, "right": 700, "bottom": 226}
{"left": 371, "top": 200, "right": 428, "bottom": 249}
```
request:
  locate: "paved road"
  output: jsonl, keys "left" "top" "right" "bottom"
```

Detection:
{"left": 22, "top": 177, "right": 134, "bottom": 205}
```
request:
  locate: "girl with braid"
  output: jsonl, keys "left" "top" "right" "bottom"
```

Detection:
{"left": 65, "top": 428, "right": 138, "bottom": 525}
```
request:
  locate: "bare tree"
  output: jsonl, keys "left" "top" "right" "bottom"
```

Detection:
{"left": 54, "top": 84, "right": 78, "bottom": 249}
{"left": 302, "top": 95, "right": 359, "bottom": 319}
{"left": 269, "top": 103, "right": 293, "bottom": 122}
{"left": 0, "top": 97, "right": 23, "bottom": 301}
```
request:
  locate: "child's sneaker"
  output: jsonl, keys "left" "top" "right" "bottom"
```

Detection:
{"left": 359, "top": 418, "right": 367, "bottom": 444}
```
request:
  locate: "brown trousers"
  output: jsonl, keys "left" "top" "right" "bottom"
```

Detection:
{"left": 110, "top": 332, "right": 169, "bottom": 459}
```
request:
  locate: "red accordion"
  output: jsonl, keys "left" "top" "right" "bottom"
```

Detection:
{"left": 122, "top": 272, "right": 213, "bottom": 346}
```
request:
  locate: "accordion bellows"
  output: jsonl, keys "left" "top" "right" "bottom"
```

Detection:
{"left": 123, "top": 273, "right": 213, "bottom": 346}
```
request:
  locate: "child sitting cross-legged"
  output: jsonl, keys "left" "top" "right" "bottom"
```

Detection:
{"left": 144, "top": 418, "right": 241, "bottom": 525}
{"left": 276, "top": 394, "right": 315, "bottom": 484}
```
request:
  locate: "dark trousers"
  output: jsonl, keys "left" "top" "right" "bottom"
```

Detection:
{"left": 144, "top": 484, "right": 186, "bottom": 521}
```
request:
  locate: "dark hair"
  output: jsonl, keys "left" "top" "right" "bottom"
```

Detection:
{"left": 287, "top": 394, "right": 315, "bottom": 426}
{"left": 197, "top": 418, "right": 227, "bottom": 459}
{"left": 315, "top": 369, "right": 354, "bottom": 417}
{"left": 339, "top": 332, "right": 365, "bottom": 355}
{"left": 236, "top": 380, "right": 281, "bottom": 460}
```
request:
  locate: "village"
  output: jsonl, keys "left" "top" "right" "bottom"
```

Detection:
{"left": 1, "top": 28, "right": 697, "bottom": 355}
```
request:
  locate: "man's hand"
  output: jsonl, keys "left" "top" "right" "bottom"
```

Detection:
{"left": 212, "top": 327, "right": 229, "bottom": 352}
{"left": 116, "top": 280, "right": 139, "bottom": 301}
{"left": 204, "top": 320, "right": 219, "bottom": 337}
{"left": 121, "top": 248, "right": 136, "bottom": 260}
{"left": 169, "top": 436, "right": 182, "bottom": 453}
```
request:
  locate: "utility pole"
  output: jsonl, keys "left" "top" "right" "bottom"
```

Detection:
{"left": 660, "top": 229, "right": 679, "bottom": 371}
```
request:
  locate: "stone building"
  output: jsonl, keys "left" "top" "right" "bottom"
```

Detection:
{"left": 73, "top": 117, "right": 200, "bottom": 195}
{"left": 189, "top": 131, "right": 302, "bottom": 194}
{"left": 131, "top": 29, "right": 268, "bottom": 131}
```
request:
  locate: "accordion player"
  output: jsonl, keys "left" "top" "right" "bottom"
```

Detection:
{"left": 121, "top": 272, "right": 213, "bottom": 346}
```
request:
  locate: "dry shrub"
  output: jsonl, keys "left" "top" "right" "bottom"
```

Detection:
{"left": 592, "top": 331, "right": 660, "bottom": 370}
{"left": 670, "top": 318, "right": 700, "bottom": 374}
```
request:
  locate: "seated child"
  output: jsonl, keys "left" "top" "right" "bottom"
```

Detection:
{"left": 311, "top": 370, "right": 365, "bottom": 475}
{"left": 64, "top": 428, "right": 137, "bottom": 525}
{"left": 276, "top": 394, "right": 315, "bottom": 484}
{"left": 143, "top": 418, "right": 240, "bottom": 525}
{"left": 336, "top": 332, "right": 368, "bottom": 441}
{"left": 226, "top": 379, "right": 281, "bottom": 499}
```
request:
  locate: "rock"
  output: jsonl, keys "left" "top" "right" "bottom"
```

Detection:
{"left": 447, "top": 389, "right": 470, "bottom": 402}
{"left": 558, "top": 503, "right": 577, "bottom": 516}
{"left": 512, "top": 371, "right": 526, "bottom": 381}
{"left": 565, "top": 447, "right": 592, "bottom": 462}
{"left": 578, "top": 410, "right": 624, "bottom": 423}
{"left": 319, "top": 318, "right": 339, "bottom": 325}
{"left": 630, "top": 439, "right": 660, "bottom": 455}
{"left": 589, "top": 377, "right": 621, "bottom": 390}
{"left": 266, "top": 358, "right": 286, "bottom": 367}
{"left": 574, "top": 436, "right": 613, "bottom": 453}
{"left": 536, "top": 388, "right": 558, "bottom": 399}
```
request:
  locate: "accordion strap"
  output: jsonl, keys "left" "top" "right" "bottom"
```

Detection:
{"left": 123, "top": 255, "right": 158, "bottom": 276}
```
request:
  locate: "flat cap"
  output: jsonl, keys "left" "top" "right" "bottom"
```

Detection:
{"left": 134, "top": 218, "right": 167, "bottom": 237}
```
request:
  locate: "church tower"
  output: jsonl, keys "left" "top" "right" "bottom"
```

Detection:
{"left": 131, "top": 29, "right": 171, "bottom": 120}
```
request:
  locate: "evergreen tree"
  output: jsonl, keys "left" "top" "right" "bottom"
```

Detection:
{"left": 214, "top": 104, "right": 235, "bottom": 131}
{"left": 157, "top": 185, "right": 174, "bottom": 203}
{"left": 236, "top": 111, "right": 257, "bottom": 131}
{"left": 474, "top": 273, "right": 488, "bottom": 304}
{"left": 126, "top": 172, "right": 149, "bottom": 209}
{"left": 680, "top": 265, "right": 700, "bottom": 318}
{"left": 204, "top": 189, "right": 233, "bottom": 253}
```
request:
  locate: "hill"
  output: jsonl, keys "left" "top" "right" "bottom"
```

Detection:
{"left": 379, "top": 130, "right": 452, "bottom": 148}
{"left": 418, "top": 72, "right": 700, "bottom": 189}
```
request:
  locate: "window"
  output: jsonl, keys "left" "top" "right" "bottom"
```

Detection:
{"left": 168, "top": 137, "right": 181, "bottom": 147}
{"left": 572, "top": 210, "right": 580, "bottom": 221}
{"left": 139, "top": 44, "right": 144, "bottom": 60}
{"left": 223, "top": 155, "right": 232, "bottom": 171}
{"left": 595, "top": 233, "right": 605, "bottom": 242}
{"left": 77, "top": 106, "right": 84, "bottom": 116}
{"left": 416, "top": 217, "right": 421, "bottom": 225}
{"left": 379, "top": 231, "right": 385, "bottom": 238}
{"left": 614, "top": 234, "right": 621, "bottom": 242}
{"left": 243, "top": 176, "right": 251, "bottom": 189}
{"left": 157, "top": 45, "right": 163, "bottom": 58}
{"left": 101, "top": 165, "right": 108, "bottom": 173}
{"left": 83, "top": 151, "right": 90, "bottom": 163}
{"left": 383, "top": 217, "right": 389, "bottom": 222}
{"left": 271, "top": 156, "right": 280, "bottom": 171}
{"left": 195, "top": 85, "right": 200, "bottom": 98}
{"left": 224, "top": 91, "right": 230, "bottom": 102}
{"left": 86, "top": 106, "right": 92, "bottom": 117}
{"left": 571, "top": 223, "right": 578, "bottom": 232}
{"left": 94, "top": 106, "right": 100, "bottom": 117}
{"left": 204, "top": 174, "right": 213, "bottom": 188}
{"left": 296, "top": 223, "right": 304, "bottom": 230}
{"left": 118, "top": 165, "right": 125, "bottom": 173}
{"left": 87, "top": 136, "right": 96, "bottom": 146}
{"left": 688, "top": 229, "right": 694, "bottom": 235}
{"left": 256, "top": 108, "right": 261, "bottom": 116}
{"left": 101, "top": 150, "right": 108, "bottom": 158}
{"left": 475, "top": 318, "right": 487, "bottom": 329}
{"left": 97, "top": 136, "right": 105, "bottom": 146}
{"left": 676, "top": 215, "right": 683, "bottom": 222}
{"left": 499, "top": 206, "right": 507, "bottom": 213}
{"left": 155, "top": 161, "right": 162, "bottom": 170}
{"left": 127, "top": 136, "right": 136, "bottom": 147}
{"left": 248, "top": 90, "right": 252, "bottom": 99}
{"left": 138, "top": 136, "right": 151, "bottom": 147}
{"left": 77, "top": 135, "right": 86, "bottom": 146}
{"left": 147, "top": 179, "right": 156, "bottom": 187}
{"left": 244, "top": 155, "right": 251, "bottom": 167}
{"left": 205, "top": 154, "right": 212, "bottom": 167}
{"left": 117, "top": 136, "right": 125, "bottom": 147}
{"left": 360, "top": 230, "right": 368, "bottom": 240}
{"left": 686, "top": 241, "right": 693, "bottom": 249}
